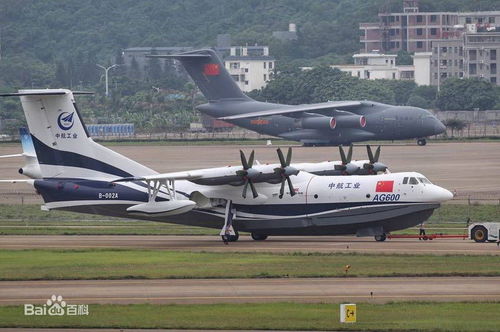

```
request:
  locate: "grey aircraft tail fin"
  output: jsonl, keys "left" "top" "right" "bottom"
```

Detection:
{"left": 148, "top": 49, "right": 252, "bottom": 103}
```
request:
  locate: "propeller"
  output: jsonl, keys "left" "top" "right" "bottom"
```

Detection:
{"left": 334, "top": 145, "right": 359, "bottom": 175}
{"left": 274, "top": 147, "right": 299, "bottom": 199}
{"left": 363, "top": 145, "right": 388, "bottom": 174}
{"left": 236, "top": 150, "right": 259, "bottom": 198}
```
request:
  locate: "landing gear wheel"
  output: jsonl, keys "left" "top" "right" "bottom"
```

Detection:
{"left": 222, "top": 231, "right": 239, "bottom": 242}
{"left": 251, "top": 233, "right": 268, "bottom": 241}
{"left": 374, "top": 233, "right": 387, "bottom": 242}
{"left": 471, "top": 226, "right": 488, "bottom": 243}
{"left": 417, "top": 138, "right": 427, "bottom": 146}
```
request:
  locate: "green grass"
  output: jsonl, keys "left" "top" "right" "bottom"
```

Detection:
{"left": 0, "top": 302, "right": 499, "bottom": 330}
{"left": 1, "top": 249, "right": 499, "bottom": 280}
{"left": 0, "top": 204, "right": 216, "bottom": 235}
{"left": 0, "top": 203, "right": 498, "bottom": 235}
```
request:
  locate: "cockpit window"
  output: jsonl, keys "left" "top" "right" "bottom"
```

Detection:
{"left": 403, "top": 177, "right": 408, "bottom": 184}
{"left": 418, "top": 177, "right": 432, "bottom": 184}
{"left": 409, "top": 177, "right": 419, "bottom": 185}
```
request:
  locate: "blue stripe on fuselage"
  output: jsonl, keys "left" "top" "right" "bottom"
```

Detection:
{"left": 34, "top": 179, "right": 153, "bottom": 203}
{"left": 31, "top": 135, "right": 133, "bottom": 178}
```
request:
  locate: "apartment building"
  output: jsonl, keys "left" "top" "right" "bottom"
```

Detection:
{"left": 360, "top": 0, "right": 500, "bottom": 54}
{"left": 225, "top": 46, "right": 275, "bottom": 92}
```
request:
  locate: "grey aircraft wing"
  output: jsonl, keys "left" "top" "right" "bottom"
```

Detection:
{"left": 219, "top": 101, "right": 362, "bottom": 120}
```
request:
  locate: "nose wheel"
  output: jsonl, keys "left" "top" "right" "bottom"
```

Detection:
{"left": 220, "top": 200, "right": 238, "bottom": 244}
{"left": 417, "top": 138, "right": 427, "bottom": 146}
{"left": 374, "top": 233, "right": 387, "bottom": 242}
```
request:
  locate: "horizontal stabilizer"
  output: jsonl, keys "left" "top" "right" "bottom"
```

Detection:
{"left": 146, "top": 54, "right": 210, "bottom": 58}
{"left": 0, "top": 154, "right": 23, "bottom": 158}
{"left": 0, "top": 91, "right": 93, "bottom": 97}
{"left": 219, "top": 101, "right": 362, "bottom": 120}
{"left": 0, "top": 179, "right": 34, "bottom": 184}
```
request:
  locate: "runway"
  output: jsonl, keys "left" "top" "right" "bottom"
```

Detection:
{"left": 1, "top": 235, "right": 499, "bottom": 255}
{"left": 1, "top": 277, "right": 499, "bottom": 304}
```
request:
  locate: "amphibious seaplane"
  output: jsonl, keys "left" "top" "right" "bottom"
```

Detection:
{"left": 148, "top": 49, "right": 446, "bottom": 146}
{"left": 0, "top": 89, "right": 453, "bottom": 242}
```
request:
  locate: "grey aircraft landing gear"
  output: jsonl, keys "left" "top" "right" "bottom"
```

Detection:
{"left": 251, "top": 233, "right": 268, "bottom": 241}
{"left": 222, "top": 231, "right": 239, "bottom": 242}
{"left": 220, "top": 200, "right": 238, "bottom": 244}
{"left": 417, "top": 138, "right": 427, "bottom": 146}
{"left": 374, "top": 233, "right": 387, "bottom": 242}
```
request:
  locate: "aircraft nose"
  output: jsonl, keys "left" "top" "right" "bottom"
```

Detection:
{"left": 434, "top": 119, "right": 446, "bottom": 135}
{"left": 433, "top": 186, "right": 454, "bottom": 202}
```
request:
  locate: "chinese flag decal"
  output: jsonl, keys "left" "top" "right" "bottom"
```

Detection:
{"left": 203, "top": 63, "right": 220, "bottom": 76}
{"left": 376, "top": 180, "right": 394, "bottom": 192}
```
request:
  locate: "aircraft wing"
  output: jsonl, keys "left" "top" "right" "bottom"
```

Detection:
{"left": 112, "top": 171, "right": 204, "bottom": 183}
{"left": 219, "top": 101, "right": 362, "bottom": 120}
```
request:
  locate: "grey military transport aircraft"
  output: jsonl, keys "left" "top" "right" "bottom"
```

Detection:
{"left": 150, "top": 49, "right": 445, "bottom": 146}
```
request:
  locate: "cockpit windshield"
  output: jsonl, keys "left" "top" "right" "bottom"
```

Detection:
{"left": 418, "top": 177, "right": 432, "bottom": 184}
{"left": 409, "top": 177, "right": 419, "bottom": 185}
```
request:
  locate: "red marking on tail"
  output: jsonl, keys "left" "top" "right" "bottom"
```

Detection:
{"left": 204, "top": 63, "right": 220, "bottom": 76}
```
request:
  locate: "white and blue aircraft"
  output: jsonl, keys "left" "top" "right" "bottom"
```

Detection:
{"left": 0, "top": 89, "right": 453, "bottom": 242}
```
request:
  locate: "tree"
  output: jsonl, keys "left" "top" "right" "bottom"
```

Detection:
{"left": 437, "top": 78, "right": 497, "bottom": 111}
{"left": 443, "top": 118, "right": 467, "bottom": 137}
{"left": 396, "top": 50, "right": 413, "bottom": 65}
{"left": 407, "top": 94, "right": 430, "bottom": 109}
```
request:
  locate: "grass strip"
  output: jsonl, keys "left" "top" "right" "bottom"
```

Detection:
{"left": 0, "top": 302, "right": 499, "bottom": 331}
{"left": 0, "top": 249, "right": 499, "bottom": 280}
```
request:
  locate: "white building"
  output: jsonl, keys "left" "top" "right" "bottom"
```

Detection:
{"left": 326, "top": 51, "right": 431, "bottom": 85}
{"left": 412, "top": 52, "right": 432, "bottom": 85}
{"left": 225, "top": 46, "right": 275, "bottom": 92}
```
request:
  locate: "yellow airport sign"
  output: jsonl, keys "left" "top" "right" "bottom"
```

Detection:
{"left": 340, "top": 303, "right": 356, "bottom": 323}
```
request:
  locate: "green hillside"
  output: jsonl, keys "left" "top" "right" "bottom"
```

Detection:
{"left": 0, "top": 0, "right": 498, "bottom": 133}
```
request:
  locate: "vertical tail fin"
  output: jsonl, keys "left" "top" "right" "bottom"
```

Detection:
{"left": 149, "top": 49, "right": 252, "bottom": 102}
{"left": 4, "top": 89, "right": 154, "bottom": 179}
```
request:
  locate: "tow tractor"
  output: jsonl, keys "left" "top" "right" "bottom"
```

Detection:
{"left": 381, "top": 222, "right": 500, "bottom": 243}
{"left": 468, "top": 222, "right": 500, "bottom": 243}
{"left": 386, "top": 233, "right": 467, "bottom": 241}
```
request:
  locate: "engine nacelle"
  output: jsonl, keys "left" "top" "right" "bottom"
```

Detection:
{"left": 127, "top": 200, "right": 196, "bottom": 217}
{"left": 300, "top": 115, "right": 366, "bottom": 130}
{"left": 300, "top": 117, "right": 336, "bottom": 130}
{"left": 334, "top": 115, "right": 366, "bottom": 129}
{"left": 18, "top": 163, "right": 42, "bottom": 179}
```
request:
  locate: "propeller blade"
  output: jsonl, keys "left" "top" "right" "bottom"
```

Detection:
{"left": 249, "top": 181, "right": 258, "bottom": 199}
{"left": 279, "top": 179, "right": 286, "bottom": 199}
{"left": 286, "top": 176, "right": 296, "bottom": 197}
{"left": 339, "top": 146, "right": 347, "bottom": 164}
{"left": 248, "top": 150, "right": 255, "bottom": 168}
{"left": 242, "top": 179, "right": 249, "bottom": 198}
{"left": 366, "top": 145, "right": 375, "bottom": 164}
{"left": 240, "top": 150, "right": 249, "bottom": 170}
{"left": 276, "top": 148, "right": 286, "bottom": 167}
{"left": 285, "top": 147, "right": 292, "bottom": 166}
{"left": 346, "top": 145, "right": 353, "bottom": 163}
{"left": 374, "top": 146, "right": 381, "bottom": 162}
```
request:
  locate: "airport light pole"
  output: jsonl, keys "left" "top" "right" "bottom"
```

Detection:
{"left": 96, "top": 64, "right": 119, "bottom": 97}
